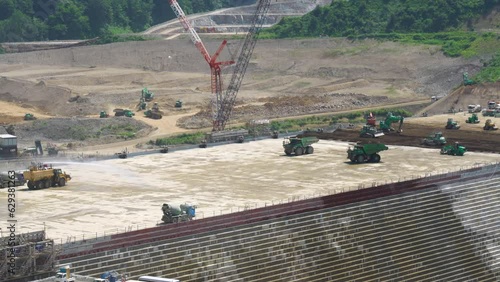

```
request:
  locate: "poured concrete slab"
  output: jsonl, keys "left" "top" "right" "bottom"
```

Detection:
{"left": 0, "top": 139, "right": 498, "bottom": 241}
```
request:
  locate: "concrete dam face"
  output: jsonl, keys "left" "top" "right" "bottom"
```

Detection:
{"left": 53, "top": 163, "right": 499, "bottom": 281}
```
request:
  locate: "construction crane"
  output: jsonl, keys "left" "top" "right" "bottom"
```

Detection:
{"left": 213, "top": 0, "right": 271, "bottom": 131}
{"left": 168, "top": 0, "right": 234, "bottom": 120}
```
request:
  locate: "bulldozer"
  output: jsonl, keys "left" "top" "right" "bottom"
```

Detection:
{"left": 379, "top": 112, "right": 404, "bottom": 133}
{"left": 463, "top": 72, "right": 475, "bottom": 86}
{"left": 24, "top": 113, "right": 36, "bottom": 120}
{"left": 175, "top": 100, "right": 183, "bottom": 108}
{"left": 483, "top": 119, "right": 498, "bottom": 130}
{"left": 141, "top": 87, "right": 154, "bottom": 101}
{"left": 445, "top": 118, "right": 460, "bottom": 129}
{"left": 99, "top": 111, "right": 109, "bottom": 118}
{"left": 360, "top": 125, "right": 384, "bottom": 138}
{"left": 421, "top": 132, "right": 446, "bottom": 146}
{"left": 440, "top": 142, "right": 466, "bottom": 156}
{"left": 465, "top": 113, "right": 480, "bottom": 124}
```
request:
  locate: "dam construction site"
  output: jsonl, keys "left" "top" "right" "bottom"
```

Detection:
{"left": 1, "top": 0, "right": 500, "bottom": 281}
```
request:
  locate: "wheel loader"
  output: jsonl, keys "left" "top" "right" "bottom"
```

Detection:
{"left": 465, "top": 113, "right": 480, "bottom": 124}
{"left": 483, "top": 119, "right": 498, "bottom": 130}
{"left": 421, "top": 132, "right": 446, "bottom": 146}
{"left": 445, "top": 118, "right": 460, "bottom": 129}
{"left": 347, "top": 143, "right": 388, "bottom": 164}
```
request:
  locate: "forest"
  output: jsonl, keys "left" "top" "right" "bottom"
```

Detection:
{"left": 0, "top": 0, "right": 253, "bottom": 42}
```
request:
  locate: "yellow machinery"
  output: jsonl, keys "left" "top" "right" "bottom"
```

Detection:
{"left": 23, "top": 163, "right": 71, "bottom": 189}
{"left": 483, "top": 119, "right": 498, "bottom": 130}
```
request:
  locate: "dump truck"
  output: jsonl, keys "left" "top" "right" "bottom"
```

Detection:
{"left": 283, "top": 136, "right": 319, "bottom": 156}
{"left": 24, "top": 113, "right": 36, "bottom": 120}
{"left": 483, "top": 119, "right": 498, "bottom": 130}
{"left": 440, "top": 142, "right": 466, "bottom": 156}
{"left": 445, "top": 118, "right": 460, "bottom": 129}
{"left": 160, "top": 203, "right": 196, "bottom": 224}
{"left": 421, "top": 132, "right": 446, "bottom": 146}
{"left": 347, "top": 143, "right": 388, "bottom": 163}
{"left": 465, "top": 113, "right": 480, "bottom": 124}
{"left": 23, "top": 164, "right": 71, "bottom": 189}
{"left": 113, "top": 109, "right": 134, "bottom": 117}
{"left": 144, "top": 109, "right": 162, "bottom": 119}
{"left": 360, "top": 125, "right": 384, "bottom": 138}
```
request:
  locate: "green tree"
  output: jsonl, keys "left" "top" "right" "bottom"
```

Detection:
{"left": 126, "top": 0, "right": 153, "bottom": 32}
{"left": 0, "top": 10, "right": 47, "bottom": 42}
{"left": 86, "top": 0, "right": 113, "bottom": 35}
{"left": 47, "top": 0, "right": 90, "bottom": 39}
{"left": 0, "top": 0, "right": 15, "bottom": 20}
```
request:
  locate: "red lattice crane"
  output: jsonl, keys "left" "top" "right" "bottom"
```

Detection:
{"left": 213, "top": 0, "right": 271, "bottom": 131}
{"left": 169, "top": 0, "right": 234, "bottom": 120}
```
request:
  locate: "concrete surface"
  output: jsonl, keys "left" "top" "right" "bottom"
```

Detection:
{"left": 0, "top": 139, "right": 498, "bottom": 242}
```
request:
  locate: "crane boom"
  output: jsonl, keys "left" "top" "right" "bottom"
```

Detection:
{"left": 213, "top": 0, "right": 271, "bottom": 131}
{"left": 168, "top": 0, "right": 211, "bottom": 64}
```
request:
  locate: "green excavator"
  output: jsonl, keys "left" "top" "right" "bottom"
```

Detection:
{"left": 463, "top": 72, "right": 475, "bottom": 86}
{"left": 379, "top": 112, "right": 404, "bottom": 133}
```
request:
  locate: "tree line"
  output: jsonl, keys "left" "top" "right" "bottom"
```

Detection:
{"left": 0, "top": 0, "right": 254, "bottom": 42}
{"left": 260, "top": 0, "right": 500, "bottom": 38}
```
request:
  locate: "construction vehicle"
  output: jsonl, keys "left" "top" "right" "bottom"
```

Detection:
{"left": 141, "top": 87, "right": 154, "bottom": 101}
{"left": 175, "top": 100, "right": 183, "bottom": 108}
{"left": 467, "top": 104, "right": 482, "bottom": 113}
{"left": 116, "top": 148, "right": 128, "bottom": 159}
{"left": 463, "top": 72, "right": 475, "bottom": 86}
{"left": 271, "top": 131, "right": 279, "bottom": 139}
{"left": 99, "top": 111, "right": 109, "bottom": 118}
{"left": 440, "top": 142, "right": 467, "bottom": 156}
{"left": 483, "top": 119, "right": 498, "bottom": 130}
{"left": 0, "top": 171, "right": 26, "bottom": 188}
{"left": 236, "top": 135, "right": 245, "bottom": 143}
{"left": 160, "top": 203, "right": 196, "bottom": 224}
{"left": 421, "top": 132, "right": 447, "bottom": 146}
{"left": 160, "top": 146, "right": 169, "bottom": 153}
{"left": 47, "top": 143, "right": 59, "bottom": 156}
{"left": 347, "top": 143, "right": 388, "bottom": 163}
{"left": 144, "top": 109, "right": 162, "bottom": 119}
{"left": 445, "top": 118, "right": 460, "bottom": 129}
{"left": 137, "top": 98, "right": 147, "bottom": 111}
{"left": 360, "top": 125, "right": 384, "bottom": 138}
{"left": 93, "top": 270, "right": 120, "bottom": 282}
{"left": 113, "top": 108, "right": 135, "bottom": 117}
{"left": 23, "top": 163, "right": 71, "bottom": 190}
{"left": 379, "top": 112, "right": 404, "bottom": 133}
{"left": 366, "top": 112, "right": 377, "bottom": 126}
{"left": 283, "top": 136, "right": 319, "bottom": 156}
{"left": 199, "top": 139, "right": 207, "bottom": 148}
{"left": 24, "top": 113, "right": 36, "bottom": 120}
{"left": 465, "top": 113, "right": 480, "bottom": 124}
{"left": 55, "top": 265, "right": 75, "bottom": 282}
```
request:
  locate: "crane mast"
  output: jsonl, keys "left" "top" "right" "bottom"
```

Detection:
{"left": 168, "top": 0, "right": 234, "bottom": 121}
{"left": 213, "top": 0, "right": 271, "bottom": 131}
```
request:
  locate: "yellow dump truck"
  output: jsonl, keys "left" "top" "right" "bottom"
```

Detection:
{"left": 23, "top": 164, "right": 71, "bottom": 190}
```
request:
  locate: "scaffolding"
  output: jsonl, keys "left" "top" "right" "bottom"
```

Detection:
{"left": 0, "top": 230, "right": 57, "bottom": 281}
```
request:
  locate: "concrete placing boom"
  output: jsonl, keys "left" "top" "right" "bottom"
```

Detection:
{"left": 168, "top": 0, "right": 234, "bottom": 120}
{"left": 213, "top": 0, "right": 272, "bottom": 131}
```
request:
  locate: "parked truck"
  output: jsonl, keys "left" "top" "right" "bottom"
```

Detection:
{"left": 23, "top": 163, "right": 71, "bottom": 189}
{"left": 283, "top": 136, "right": 319, "bottom": 156}
{"left": 347, "top": 143, "right": 388, "bottom": 163}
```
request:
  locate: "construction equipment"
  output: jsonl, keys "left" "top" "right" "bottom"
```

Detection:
{"left": 55, "top": 265, "right": 75, "bottom": 282}
{"left": 137, "top": 98, "right": 147, "bottom": 111}
{"left": 360, "top": 125, "right": 384, "bottom": 138}
{"left": 379, "top": 112, "right": 404, "bottom": 133}
{"left": 23, "top": 163, "right": 71, "bottom": 189}
{"left": 445, "top": 118, "right": 460, "bottom": 129}
{"left": 160, "top": 146, "right": 169, "bottom": 153}
{"left": 24, "top": 113, "right": 36, "bottom": 120}
{"left": 440, "top": 142, "right": 467, "bottom": 156}
{"left": 175, "top": 100, "right": 183, "bottom": 108}
{"left": 366, "top": 112, "right": 377, "bottom": 126}
{"left": 483, "top": 119, "right": 498, "bottom": 130}
{"left": 160, "top": 203, "right": 196, "bottom": 224}
{"left": 99, "top": 111, "right": 109, "bottom": 118}
{"left": 347, "top": 143, "right": 388, "bottom": 163}
{"left": 113, "top": 108, "right": 135, "bottom": 117}
{"left": 199, "top": 139, "right": 207, "bottom": 148}
{"left": 465, "top": 113, "right": 480, "bottom": 124}
{"left": 467, "top": 104, "right": 481, "bottom": 113}
{"left": 144, "top": 109, "right": 162, "bottom": 119}
{"left": 283, "top": 136, "right": 319, "bottom": 156}
{"left": 141, "top": 87, "right": 154, "bottom": 101}
{"left": 47, "top": 143, "right": 59, "bottom": 156}
{"left": 421, "top": 132, "right": 447, "bottom": 146}
{"left": 463, "top": 72, "right": 475, "bottom": 86}
{"left": 116, "top": 148, "right": 128, "bottom": 159}
{"left": 93, "top": 270, "right": 120, "bottom": 282}
{"left": 236, "top": 135, "right": 245, "bottom": 143}
{"left": 271, "top": 131, "right": 279, "bottom": 139}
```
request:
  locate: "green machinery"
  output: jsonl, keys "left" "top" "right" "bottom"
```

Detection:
{"left": 484, "top": 119, "right": 498, "bottom": 130}
{"left": 141, "top": 87, "right": 154, "bottom": 101}
{"left": 421, "top": 132, "right": 446, "bottom": 146}
{"left": 379, "top": 112, "right": 404, "bottom": 133}
{"left": 161, "top": 203, "right": 196, "bottom": 224}
{"left": 360, "top": 125, "right": 384, "bottom": 138}
{"left": 283, "top": 136, "right": 319, "bottom": 156}
{"left": 175, "top": 100, "right": 183, "bottom": 108}
{"left": 24, "top": 113, "right": 36, "bottom": 120}
{"left": 445, "top": 118, "right": 460, "bottom": 129}
{"left": 138, "top": 98, "right": 147, "bottom": 111}
{"left": 465, "top": 113, "right": 480, "bottom": 124}
{"left": 99, "top": 111, "right": 109, "bottom": 118}
{"left": 347, "top": 143, "right": 388, "bottom": 163}
{"left": 463, "top": 72, "right": 475, "bottom": 86}
{"left": 440, "top": 143, "right": 466, "bottom": 156}
{"left": 113, "top": 109, "right": 135, "bottom": 117}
